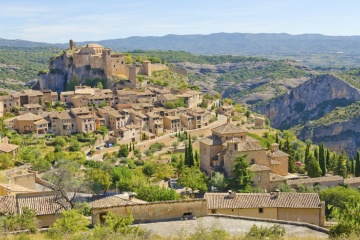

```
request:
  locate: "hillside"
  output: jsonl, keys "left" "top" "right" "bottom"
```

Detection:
{"left": 2, "top": 33, "right": 360, "bottom": 67}
{"left": 252, "top": 74, "right": 360, "bottom": 155}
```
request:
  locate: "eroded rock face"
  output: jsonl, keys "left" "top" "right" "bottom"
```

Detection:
{"left": 253, "top": 74, "right": 360, "bottom": 129}
{"left": 38, "top": 53, "right": 107, "bottom": 92}
{"left": 253, "top": 74, "right": 360, "bottom": 156}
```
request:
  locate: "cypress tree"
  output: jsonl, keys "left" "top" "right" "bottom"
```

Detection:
{"left": 355, "top": 151, "right": 360, "bottom": 177}
{"left": 194, "top": 151, "right": 199, "bottom": 167}
{"left": 326, "top": 149, "right": 330, "bottom": 168}
{"left": 319, "top": 143, "right": 326, "bottom": 176}
{"left": 275, "top": 134, "right": 279, "bottom": 144}
{"left": 304, "top": 144, "right": 310, "bottom": 166}
{"left": 184, "top": 143, "right": 189, "bottom": 166}
{"left": 351, "top": 157, "right": 355, "bottom": 175}
{"left": 314, "top": 147, "right": 318, "bottom": 161}
{"left": 188, "top": 137, "right": 194, "bottom": 167}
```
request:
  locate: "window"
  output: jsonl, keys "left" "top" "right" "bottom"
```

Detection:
{"left": 211, "top": 209, "right": 216, "bottom": 214}
{"left": 258, "top": 176, "right": 261, "bottom": 182}
{"left": 259, "top": 208, "right": 263, "bottom": 214}
{"left": 234, "top": 144, "right": 237, "bottom": 150}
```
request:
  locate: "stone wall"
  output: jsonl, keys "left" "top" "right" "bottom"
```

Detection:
{"left": 91, "top": 199, "right": 207, "bottom": 225}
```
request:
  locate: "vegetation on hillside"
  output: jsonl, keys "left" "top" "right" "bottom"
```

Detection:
{"left": 0, "top": 46, "right": 62, "bottom": 83}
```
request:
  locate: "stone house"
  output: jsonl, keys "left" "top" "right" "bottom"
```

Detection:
{"left": 70, "top": 107, "right": 95, "bottom": 133}
{"left": 0, "top": 191, "right": 68, "bottom": 228}
{"left": 164, "top": 115, "right": 181, "bottom": 133}
{"left": 218, "top": 104, "right": 234, "bottom": 117}
{"left": 187, "top": 107, "right": 210, "bottom": 129}
{"left": 205, "top": 192, "right": 325, "bottom": 226}
{"left": 23, "top": 104, "right": 43, "bottom": 115}
{"left": 41, "top": 89, "right": 58, "bottom": 104}
{"left": 0, "top": 137, "right": 19, "bottom": 157}
{"left": 12, "top": 112, "right": 48, "bottom": 135}
{"left": 48, "top": 110, "right": 77, "bottom": 135}
{"left": 200, "top": 120, "right": 289, "bottom": 192}
{"left": 147, "top": 113, "right": 164, "bottom": 136}
{"left": 176, "top": 90, "right": 202, "bottom": 109}
{"left": 89, "top": 194, "right": 207, "bottom": 225}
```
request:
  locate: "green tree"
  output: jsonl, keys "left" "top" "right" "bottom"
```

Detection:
{"left": 212, "top": 172, "right": 226, "bottom": 191}
{"left": 245, "top": 110, "right": 251, "bottom": 120}
{"left": 142, "top": 162, "right": 157, "bottom": 176}
{"left": 335, "top": 151, "right": 348, "bottom": 178}
{"left": 0, "top": 153, "right": 14, "bottom": 169}
{"left": 118, "top": 144, "right": 129, "bottom": 157}
{"left": 187, "top": 137, "right": 194, "bottom": 167}
{"left": 47, "top": 209, "right": 88, "bottom": 239}
{"left": 92, "top": 212, "right": 144, "bottom": 239}
{"left": 318, "top": 143, "right": 326, "bottom": 176}
{"left": 96, "top": 81, "right": 104, "bottom": 89}
{"left": 86, "top": 168, "right": 112, "bottom": 194}
{"left": 355, "top": 151, "right": 360, "bottom": 177}
{"left": 54, "top": 136, "right": 66, "bottom": 147}
{"left": 282, "top": 136, "right": 296, "bottom": 173}
{"left": 178, "top": 166, "right": 208, "bottom": 193}
{"left": 307, "top": 156, "right": 322, "bottom": 178}
{"left": 229, "top": 155, "right": 252, "bottom": 192}
{"left": 136, "top": 185, "right": 179, "bottom": 202}
{"left": 69, "top": 138, "right": 81, "bottom": 152}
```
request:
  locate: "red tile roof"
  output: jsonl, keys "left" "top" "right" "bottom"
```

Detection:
{"left": 204, "top": 192, "right": 322, "bottom": 209}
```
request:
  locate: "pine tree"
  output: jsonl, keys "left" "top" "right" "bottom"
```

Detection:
{"left": 355, "top": 151, "right": 360, "bottom": 177}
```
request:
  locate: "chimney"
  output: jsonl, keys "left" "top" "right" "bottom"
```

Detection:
{"left": 228, "top": 190, "right": 236, "bottom": 199}
{"left": 270, "top": 189, "right": 280, "bottom": 199}
{"left": 271, "top": 143, "right": 279, "bottom": 152}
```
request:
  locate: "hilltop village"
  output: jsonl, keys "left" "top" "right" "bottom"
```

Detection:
{"left": 0, "top": 41, "right": 359, "bottom": 238}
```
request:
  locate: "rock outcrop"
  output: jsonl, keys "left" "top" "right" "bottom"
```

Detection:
{"left": 253, "top": 74, "right": 360, "bottom": 129}
{"left": 252, "top": 74, "right": 360, "bottom": 155}
{"left": 38, "top": 53, "right": 107, "bottom": 92}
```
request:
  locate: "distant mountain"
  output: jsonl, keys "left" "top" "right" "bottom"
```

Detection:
{"left": 0, "top": 38, "right": 64, "bottom": 48}
{"left": 2, "top": 33, "right": 360, "bottom": 56}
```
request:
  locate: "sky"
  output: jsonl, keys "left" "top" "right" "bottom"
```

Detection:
{"left": 1, "top": 0, "right": 360, "bottom": 43}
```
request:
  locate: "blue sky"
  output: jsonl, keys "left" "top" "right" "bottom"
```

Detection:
{"left": 1, "top": 0, "right": 359, "bottom": 43}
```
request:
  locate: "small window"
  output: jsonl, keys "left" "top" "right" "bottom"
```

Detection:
{"left": 258, "top": 176, "right": 261, "bottom": 182}
{"left": 259, "top": 208, "right": 263, "bottom": 214}
{"left": 211, "top": 209, "right": 216, "bottom": 214}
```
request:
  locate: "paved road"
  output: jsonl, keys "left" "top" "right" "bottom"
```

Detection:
{"left": 137, "top": 216, "right": 328, "bottom": 239}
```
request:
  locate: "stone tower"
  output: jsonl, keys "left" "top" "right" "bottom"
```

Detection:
{"left": 128, "top": 65, "right": 137, "bottom": 85}
{"left": 102, "top": 49, "right": 112, "bottom": 77}
{"left": 143, "top": 60, "right": 152, "bottom": 77}
{"left": 69, "top": 39, "right": 76, "bottom": 50}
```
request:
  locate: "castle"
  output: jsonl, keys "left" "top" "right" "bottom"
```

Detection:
{"left": 70, "top": 40, "right": 169, "bottom": 86}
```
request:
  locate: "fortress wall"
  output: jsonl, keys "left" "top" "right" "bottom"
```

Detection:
{"left": 151, "top": 63, "right": 168, "bottom": 72}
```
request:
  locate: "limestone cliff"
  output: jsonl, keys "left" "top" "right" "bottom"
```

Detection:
{"left": 38, "top": 52, "right": 107, "bottom": 92}
{"left": 252, "top": 74, "right": 360, "bottom": 129}
{"left": 252, "top": 74, "right": 360, "bottom": 155}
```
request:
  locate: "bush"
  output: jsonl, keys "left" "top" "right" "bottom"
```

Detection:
{"left": 134, "top": 159, "right": 144, "bottom": 166}
{"left": 245, "top": 224, "right": 285, "bottom": 239}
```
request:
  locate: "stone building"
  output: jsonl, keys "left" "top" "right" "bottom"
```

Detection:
{"left": 89, "top": 194, "right": 207, "bottom": 225}
{"left": 205, "top": 191, "right": 325, "bottom": 226}
{"left": 199, "top": 120, "right": 289, "bottom": 192}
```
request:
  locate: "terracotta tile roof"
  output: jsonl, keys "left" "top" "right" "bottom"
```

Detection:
{"left": 17, "top": 194, "right": 67, "bottom": 215}
{"left": 270, "top": 150, "right": 290, "bottom": 157}
{"left": 49, "top": 110, "right": 72, "bottom": 120}
{"left": 34, "top": 119, "right": 48, "bottom": 125}
{"left": 204, "top": 192, "right": 322, "bottom": 209}
{"left": 0, "top": 143, "right": 19, "bottom": 153}
{"left": 212, "top": 123, "right": 247, "bottom": 135}
{"left": 235, "top": 140, "right": 266, "bottom": 151}
{"left": 0, "top": 193, "right": 68, "bottom": 216}
{"left": 0, "top": 196, "right": 16, "bottom": 214}
{"left": 0, "top": 184, "right": 36, "bottom": 193}
{"left": 287, "top": 176, "right": 344, "bottom": 186}
{"left": 16, "top": 113, "right": 43, "bottom": 121}
{"left": 77, "top": 114, "right": 95, "bottom": 119}
{"left": 86, "top": 43, "right": 104, "bottom": 48}
{"left": 249, "top": 164, "right": 271, "bottom": 172}
{"left": 89, "top": 194, "right": 147, "bottom": 209}
{"left": 161, "top": 94, "right": 178, "bottom": 101}
{"left": 200, "top": 135, "right": 223, "bottom": 145}
{"left": 270, "top": 173, "right": 286, "bottom": 182}
{"left": 23, "top": 104, "right": 42, "bottom": 109}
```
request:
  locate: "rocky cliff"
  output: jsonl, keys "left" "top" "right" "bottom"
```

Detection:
{"left": 252, "top": 74, "right": 360, "bottom": 155}
{"left": 38, "top": 52, "right": 107, "bottom": 92}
